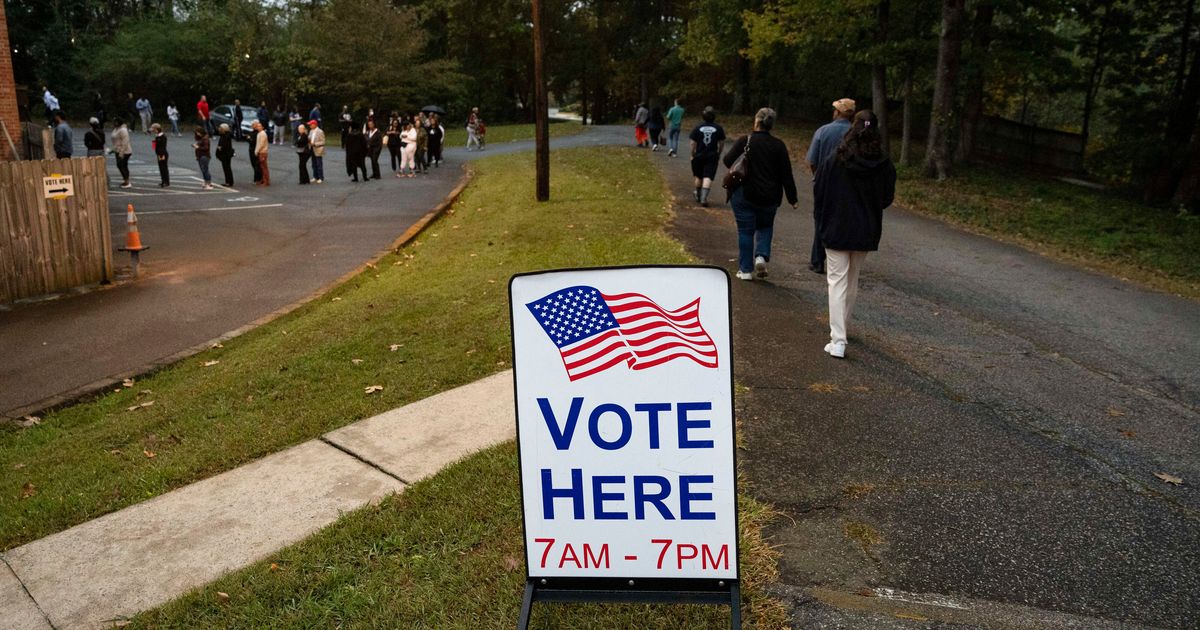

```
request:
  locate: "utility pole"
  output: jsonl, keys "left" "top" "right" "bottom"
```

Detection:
{"left": 532, "top": 0, "right": 550, "bottom": 201}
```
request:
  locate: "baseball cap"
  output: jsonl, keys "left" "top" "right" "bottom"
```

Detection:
{"left": 833, "top": 98, "right": 856, "bottom": 114}
{"left": 307, "top": 119, "right": 319, "bottom": 127}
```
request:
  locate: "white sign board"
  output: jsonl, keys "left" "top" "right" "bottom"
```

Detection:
{"left": 43, "top": 174, "right": 74, "bottom": 200}
{"left": 510, "top": 266, "right": 737, "bottom": 581}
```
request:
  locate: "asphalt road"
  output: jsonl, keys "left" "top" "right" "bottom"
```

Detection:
{"left": 0, "top": 124, "right": 626, "bottom": 417}
{"left": 658, "top": 141, "right": 1199, "bottom": 628}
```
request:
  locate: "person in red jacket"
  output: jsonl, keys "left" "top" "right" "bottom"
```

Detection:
{"left": 197, "top": 95, "right": 211, "bottom": 135}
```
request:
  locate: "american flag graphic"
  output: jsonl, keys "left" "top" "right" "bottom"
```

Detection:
{"left": 526, "top": 285, "right": 718, "bottom": 381}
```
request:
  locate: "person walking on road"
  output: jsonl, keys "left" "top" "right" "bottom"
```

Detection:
{"left": 233, "top": 99, "right": 245, "bottom": 140}
{"left": 167, "top": 102, "right": 181, "bottom": 136}
{"left": 151, "top": 123, "right": 170, "bottom": 187}
{"left": 111, "top": 117, "right": 133, "bottom": 188}
{"left": 92, "top": 92, "right": 107, "bottom": 128}
{"left": 136, "top": 96, "right": 153, "bottom": 134}
{"left": 633, "top": 102, "right": 650, "bottom": 147}
{"left": 345, "top": 124, "right": 368, "bottom": 182}
{"left": 722, "top": 107, "right": 798, "bottom": 281}
{"left": 365, "top": 119, "right": 383, "bottom": 179}
{"left": 193, "top": 126, "right": 213, "bottom": 190}
{"left": 666, "top": 99, "right": 685, "bottom": 157}
{"left": 688, "top": 106, "right": 725, "bottom": 207}
{"left": 52, "top": 111, "right": 73, "bottom": 159}
{"left": 197, "top": 95, "right": 212, "bottom": 135}
{"left": 648, "top": 106, "right": 665, "bottom": 152}
{"left": 427, "top": 113, "right": 444, "bottom": 167}
{"left": 295, "top": 122, "right": 312, "bottom": 185}
{"left": 253, "top": 120, "right": 270, "bottom": 186}
{"left": 84, "top": 118, "right": 106, "bottom": 157}
{"left": 814, "top": 109, "right": 895, "bottom": 359}
{"left": 272, "top": 105, "right": 287, "bottom": 145}
{"left": 215, "top": 123, "right": 235, "bottom": 187}
{"left": 308, "top": 120, "right": 325, "bottom": 183}
{"left": 466, "top": 107, "right": 481, "bottom": 151}
{"left": 806, "top": 98, "right": 856, "bottom": 275}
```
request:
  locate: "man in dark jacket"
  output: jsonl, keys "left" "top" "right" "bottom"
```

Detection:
{"left": 805, "top": 98, "right": 856, "bottom": 274}
{"left": 345, "top": 125, "right": 369, "bottom": 182}
{"left": 813, "top": 109, "right": 895, "bottom": 359}
{"left": 365, "top": 119, "right": 383, "bottom": 179}
{"left": 52, "top": 111, "right": 73, "bottom": 158}
{"left": 722, "top": 108, "right": 798, "bottom": 281}
{"left": 233, "top": 99, "right": 245, "bottom": 140}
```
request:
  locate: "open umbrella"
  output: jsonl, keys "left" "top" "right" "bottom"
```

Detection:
{"left": 421, "top": 105, "right": 446, "bottom": 115}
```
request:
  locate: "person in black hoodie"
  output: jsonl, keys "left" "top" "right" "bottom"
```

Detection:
{"left": 215, "top": 123, "right": 235, "bottom": 187}
{"left": 151, "top": 123, "right": 169, "bottom": 187}
{"left": 814, "top": 109, "right": 896, "bottom": 359}
{"left": 345, "top": 124, "right": 369, "bottom": 182}
{"left": 722, "top": 107, "right": 798, "bottom": 281}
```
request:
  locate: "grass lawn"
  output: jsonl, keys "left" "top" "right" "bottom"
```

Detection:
{"left": 442, "top": 120, "right": 584, "bottom": 148}
{"left": 2, "top": 146, "right": 787, "bottom": 627}
{"left": 133, "top": 444, "right": 785, "bottom": 629}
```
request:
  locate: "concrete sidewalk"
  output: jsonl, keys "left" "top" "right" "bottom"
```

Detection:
{"left": 0, "top": 371, "right": 514, "bottom": 629}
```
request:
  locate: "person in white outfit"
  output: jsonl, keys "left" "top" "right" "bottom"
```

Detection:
{"left": 812, "top": 109, "right": 896, "bottom": 359}
{"left": 466, "top": 107, "right": 480, "bottom": 151}
{"left": 400, "top": 122, "right": 418, "bottom": 177}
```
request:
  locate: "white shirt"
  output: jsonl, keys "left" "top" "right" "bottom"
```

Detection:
{"left": 167, "top": 106, "right": 179, "bottom": 121}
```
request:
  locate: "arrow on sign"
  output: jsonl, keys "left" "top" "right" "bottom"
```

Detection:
{"left": 48, "top": 188, "right": 69, "bottom": 195}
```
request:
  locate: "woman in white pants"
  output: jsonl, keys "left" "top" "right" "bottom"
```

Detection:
{"left": 813, "top": 109, "right": 896, "bottom": 359}
{"left": 400, "top": 121, "right": 418, "bottom": 177}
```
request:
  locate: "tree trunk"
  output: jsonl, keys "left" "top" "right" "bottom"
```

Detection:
{"left": 901, "top": 67, "right": 913, "bottom": 166}
{"left": 1080, "top": 5, "right": 1112, "bottom": 150}
{"left": 924, "top": 0, "right": 967, "bottom": 180}
{"left": 953, "top": 0, "right": 994, "bottom": 163}
{"left": 872, "top": 0, "right": 891, "bottom": 155}
{"left": 1146, "top": 19, "right": 1200, "bottom": 202}
{"left": 580, "top": 77, "right": 589, "bottom": 126}
{"left": 1176, "top": 0, "right": 1196, "bottom": 100}
{"left": 731, "top": 56, "right": 751, "bottom": 115}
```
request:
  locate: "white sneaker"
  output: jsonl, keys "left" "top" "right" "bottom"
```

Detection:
{"left": 754, "top": 255, "right": 768, "bottom": 278}
{"left": 824, "top": 341, "right": 846, "bottom": 358}
{"left": 735, "top": 271, "right": 754, "bottom": 281}
{"left": 652, "top": 144, "right": 659, "bottom": 151}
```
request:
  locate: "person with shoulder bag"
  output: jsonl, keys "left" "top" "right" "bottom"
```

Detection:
{"left": 721, "top": 107, "right": 798, "bottom": 281}
{"left": 814, "top": 109, "right": 896, "bottom": 359}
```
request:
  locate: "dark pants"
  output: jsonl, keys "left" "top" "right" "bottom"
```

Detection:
{"left": 369, "top": 149, "right": 381, "bottom": 179}
{"left": 197, "top": 155, "right": 211, "bottom": 183}
{"left": 312, "top": 155, "right": 324, "bottom": 181}
{"left": 219, "top": 157, "right": 233, "bottom": 186}
{"left": 298, "top": 152, "right": 310, "bottom": 184}
{"left": 810, "top": 201, "right": 826, "bottom": 271}
{"left": 348, "top": 159, "right": 368, "bottom": 181}
{"left": 389, "top": 144, "right": 401, "bottom": 170}
{"left": 730, "top": 187, "right": 777, "bottom": 273}
{"left": 157, "top": 156, "right": 170, "bottom": 185}
{"left": 251, "top": 152, "right": 262, "bottom": 183}
{"left": 116, "top": 154, "right": 131, "bottom": 181}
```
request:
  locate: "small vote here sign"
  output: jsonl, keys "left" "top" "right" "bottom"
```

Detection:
{"left": 510, "top": 266, "right": 737, "bottom": 580}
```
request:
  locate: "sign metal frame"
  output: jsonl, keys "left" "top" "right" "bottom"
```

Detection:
{"left": 509, "top": 265, "right": 741, "bottom": 629}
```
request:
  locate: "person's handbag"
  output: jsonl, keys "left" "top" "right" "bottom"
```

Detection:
{"left": 722, "top": 135, "right": 750, "bottom": 196}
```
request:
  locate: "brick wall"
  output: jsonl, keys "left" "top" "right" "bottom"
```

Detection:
{"left": 0, "top": 3, "right": 24, "bottom": 160}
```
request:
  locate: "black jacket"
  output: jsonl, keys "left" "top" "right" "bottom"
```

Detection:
{"left": 345, "top": 131, "right": 367, "bottom": 163}
{"left": 216, "top": 133, "right": 234, "bottom": 160}
{"left": 723, "top": 131, "right": 798, "bottom": 207}
{"left": 84, "top": 128, "right": 105, "bottom": 151}
{"left": 814, "top": 154, "right": 896, "bottom": 251}
{"left": 365, "top": 129, "right": 383, "bottom": 154}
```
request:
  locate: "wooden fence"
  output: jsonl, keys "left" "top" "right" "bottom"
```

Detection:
{"left": 976, "top": 116, "right": 1086, "bottom": 173}
{"left": 0, "top": 157, "right": 112, "bottom": 303}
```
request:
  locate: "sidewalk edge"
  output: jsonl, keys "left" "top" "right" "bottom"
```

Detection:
{"left": 2, "top": 166, "right": 473, "bottom": 423}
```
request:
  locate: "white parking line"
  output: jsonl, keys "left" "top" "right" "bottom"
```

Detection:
{"left": 109, "top": 203, "right": 285, "bottom": 216}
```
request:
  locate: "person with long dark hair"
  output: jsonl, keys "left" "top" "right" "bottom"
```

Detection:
{"left": 427, "top": 113, "right": 444, "bottom": 167}
{"left": 814, "top": 109, "right": 896, "bottom": 359}
{"left": 386, "top": 113, "right": 402, "bottom": 174}
{"left": 193, "top": 126, "right": 213, "bottom": 190}
{"left": 345, "top": 123, "right": 369, "bottom": 182}
{"left": 721, "top": 108, "right": 797, "bottom": 281}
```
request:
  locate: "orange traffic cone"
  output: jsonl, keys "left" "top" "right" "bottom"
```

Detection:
{"left": 124, "top": 204, "right": 145, "bottom": 251}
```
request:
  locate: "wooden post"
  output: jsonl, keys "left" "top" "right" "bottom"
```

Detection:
{"left": 532, "top": 0, "right": 550, "bottom": 201}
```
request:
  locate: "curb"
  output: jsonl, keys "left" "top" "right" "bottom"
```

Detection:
{"left": 3, "top": 166, "right": 474, "bottom": 423}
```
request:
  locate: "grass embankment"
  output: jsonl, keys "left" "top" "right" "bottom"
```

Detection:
{"left": 442, "top": 120, "right": 584, "bottom": 148}
{"left": 770, "top": 121, "right": 1200, "bottom": 298}
{"left": 2, "top": 147, "right": 786, "bottom": 627}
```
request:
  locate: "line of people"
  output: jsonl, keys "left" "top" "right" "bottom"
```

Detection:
{"left": 341, "top": 112, "right": 446, "bottom": 181}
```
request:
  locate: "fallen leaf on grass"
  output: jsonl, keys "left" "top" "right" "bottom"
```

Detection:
{"left": 13, "top": 463, "right": 26, "bottom": 470}
{"left": 216, "top": 591, "right": 230, "bottom": 603}
{"left": 503, "top": 556, "right": 520, "bottom": 572}
{"left": 1155, "top": 472, "right": 1183, "bottom": 485}
{"left": 465, "top": 349, "right": 477, "bottom": 355}
{"left": 113, "top": 620, "right": 132, "bottom": 627}
{"left": 351, "top": 358, "right": 364, "bottom": 365}
{"left": 808, "top": 382, "right": 841, "bottom": 394}
{"left": 389, "top": 344, "right": 402, "bottom": 352}
{"left": 364, "top": 385, "right": 384, "bottom": 395}
{"left": 122, "top": 378, "right": 135, "bottom": 387}
{"left": 143, "top": 450, "right": 156, "bottom": 459}
{"left": 203, "top": 360, "right": 220, "bottom": 367}
{"left": 895, "top": 612, "right": 929, "bottom": 621}
{"left": 21, "top": 482, "right": 36, "bottom": 499}
{"left": 126, "top": 401, "right": 154, "bottom": 412}
{"left": 19, "top": 415, "right": 41, "bottom": 427}
{"left": 331, "top": 297, "right": 343, "bottom": 302}
{"left": 211, "top": 343, "right": 224, "bottom": 349}
{"left": 365, "top": 262, "right": 377, "bottom": 269}
{"left": 269, "top": 563, "right": 280, "bottom": 572}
